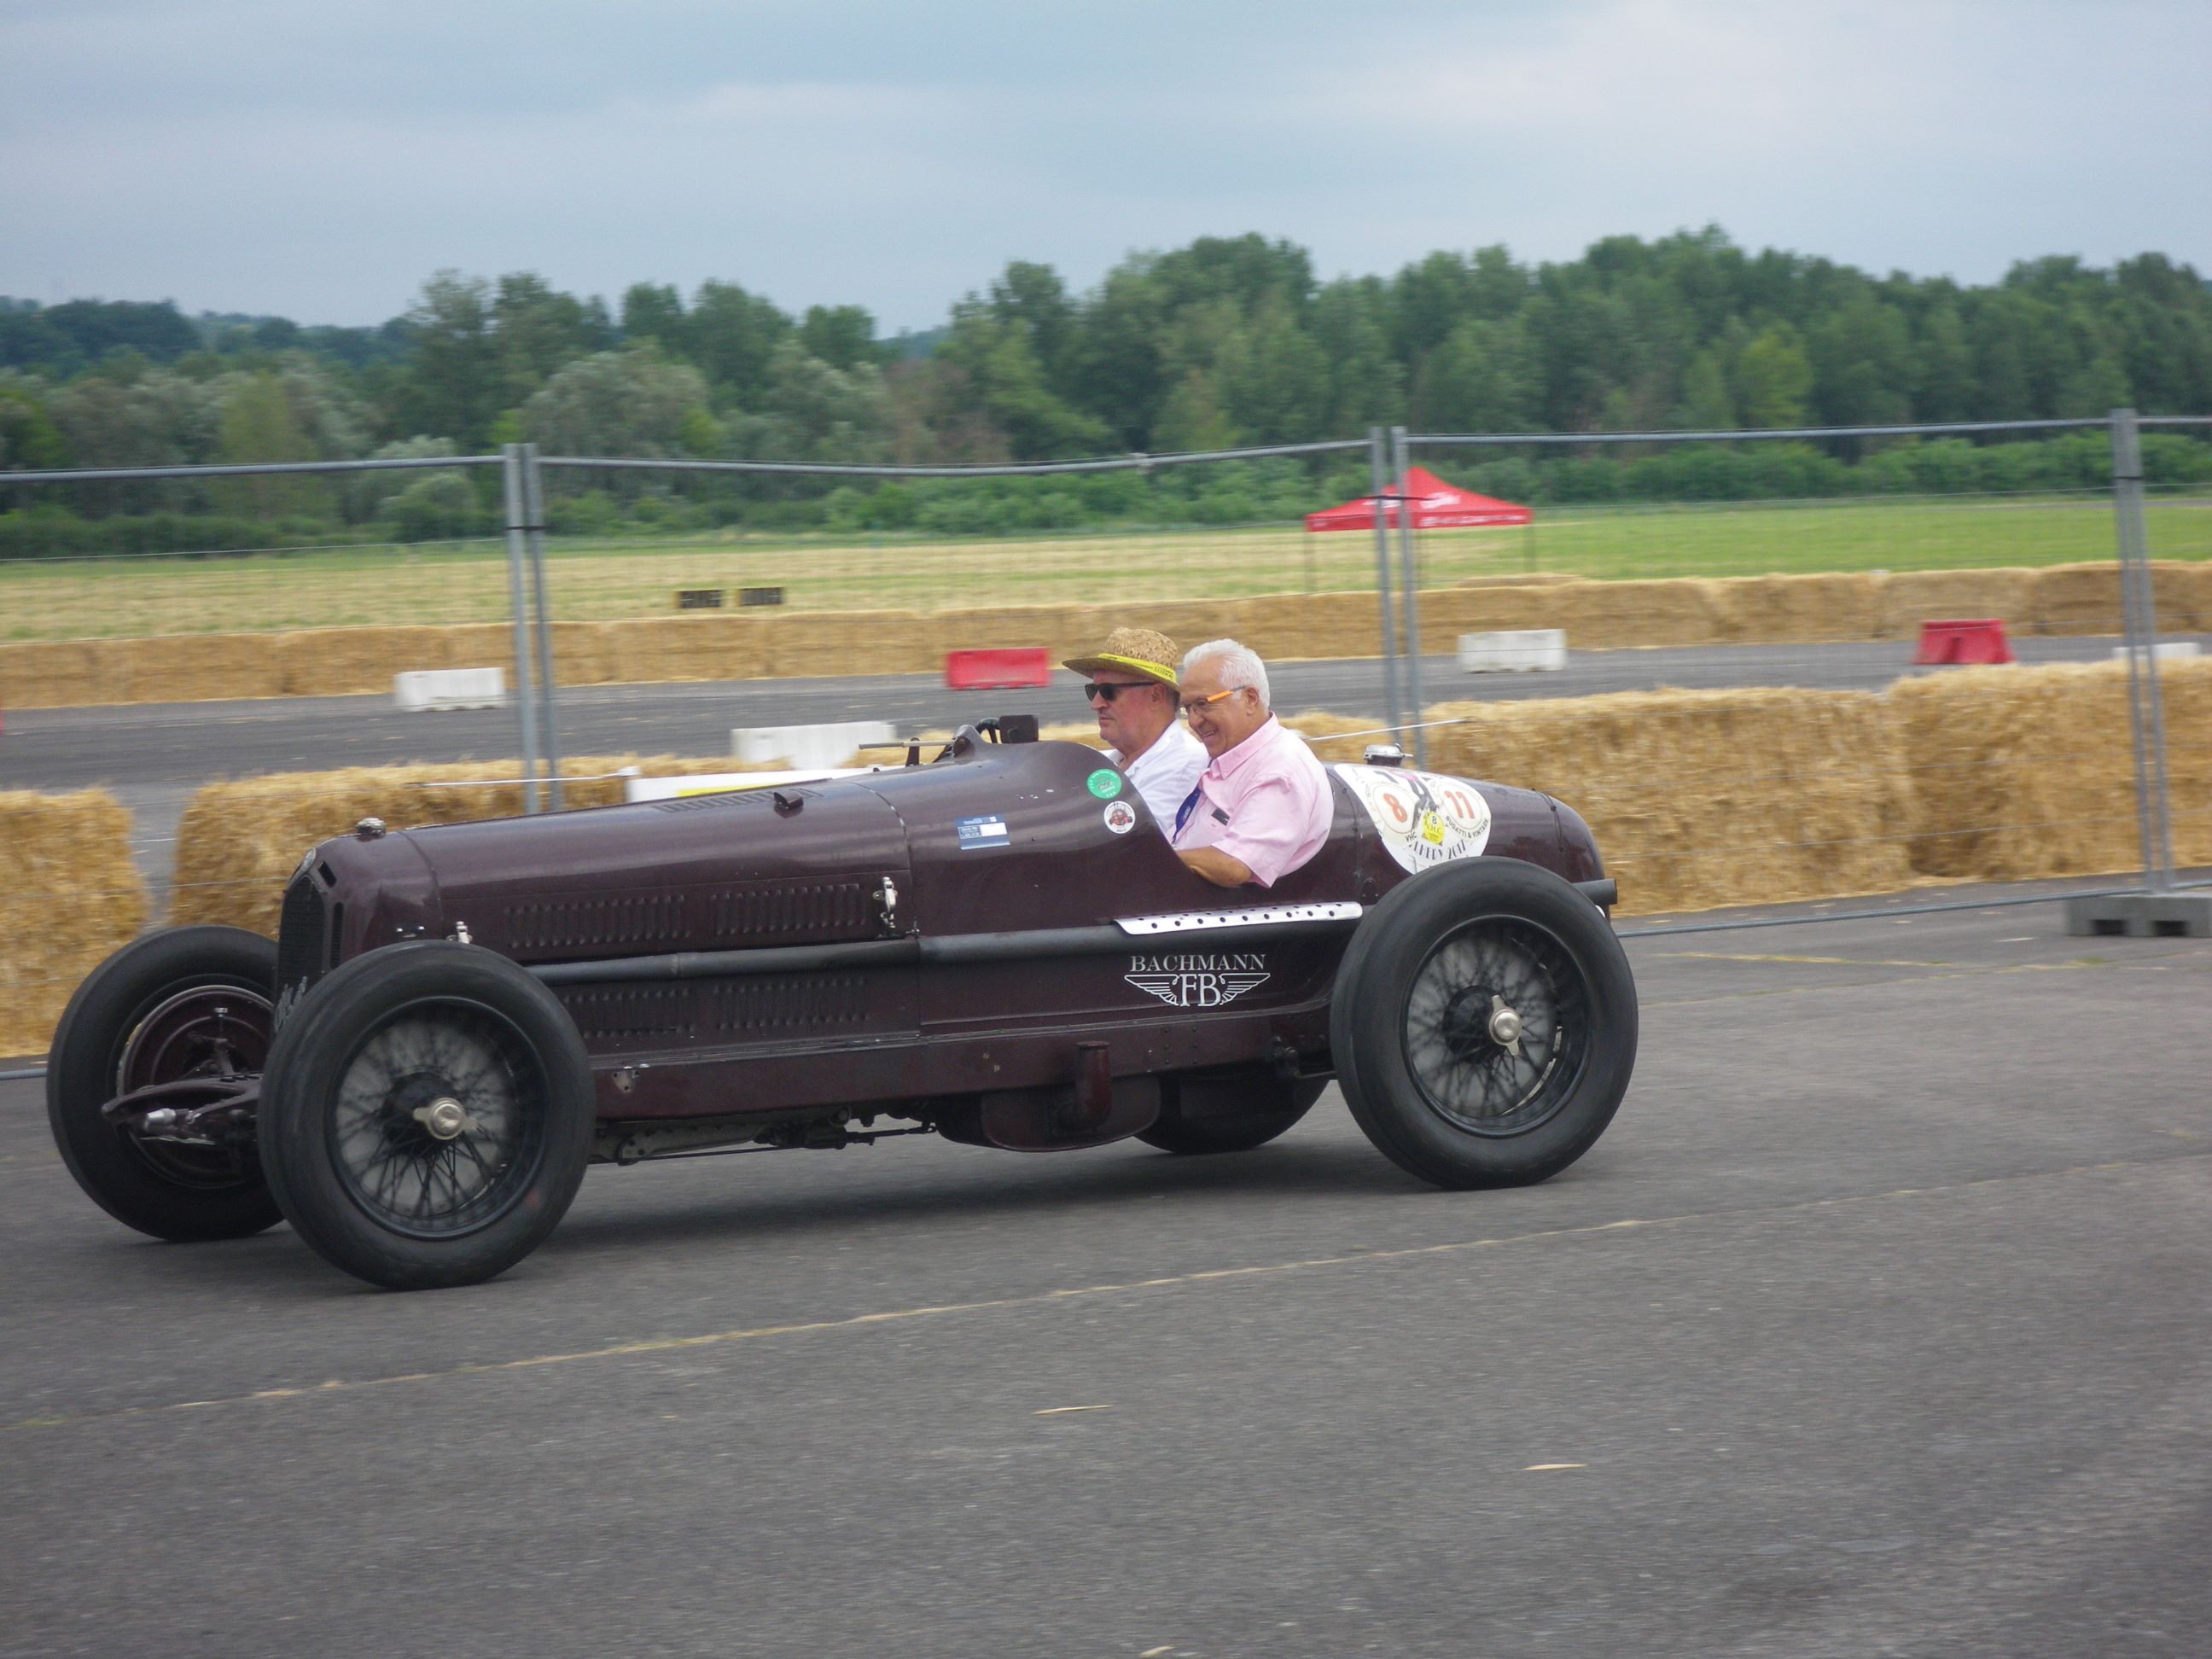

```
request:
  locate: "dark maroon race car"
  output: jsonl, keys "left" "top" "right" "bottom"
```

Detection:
{"left": 48, "top": 721, "right": 1639, "bottom": 1290}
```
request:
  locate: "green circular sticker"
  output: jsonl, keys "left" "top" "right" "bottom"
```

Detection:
{"left": 1086, "top": 768, "right": 1123, "bottom": 800}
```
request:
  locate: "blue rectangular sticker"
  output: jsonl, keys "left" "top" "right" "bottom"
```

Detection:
{"left": 956, "top": 813, "right": 1010, "bottom": 850}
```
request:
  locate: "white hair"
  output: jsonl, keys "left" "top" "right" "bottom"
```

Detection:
{"left": 1182, "top": 637, "right": 1270, "bottom": 710}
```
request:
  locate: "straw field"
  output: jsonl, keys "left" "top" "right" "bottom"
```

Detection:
{"left": 5, "top": 492, "right": 2208, "bottom": 648}
{"left": 0, "top": 789, "right": 148, "bottom": 1058}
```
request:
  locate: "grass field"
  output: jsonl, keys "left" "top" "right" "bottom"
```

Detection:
{"left": 3, "top": 490, "right": 2207, "bottom": 642}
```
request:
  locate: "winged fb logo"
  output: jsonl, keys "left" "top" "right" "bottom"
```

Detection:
{"left": 1125, "top": 952, "right": 1270, "bottom": 1008}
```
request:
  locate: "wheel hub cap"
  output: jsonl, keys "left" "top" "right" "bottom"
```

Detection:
{"left": 412, "top": 1097, "right": 473, "bottom": 1141}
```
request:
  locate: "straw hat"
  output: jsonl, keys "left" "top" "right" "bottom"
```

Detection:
{"left": 1062, "top": 626, "right": 1181, "bottom": 688}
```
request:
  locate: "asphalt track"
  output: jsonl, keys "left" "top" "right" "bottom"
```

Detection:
{"left": 5, "top": 905, "right": 2209, "bottom": 1657}
{"left": 0, "top": 634, "right": 2154, "bottom": 910}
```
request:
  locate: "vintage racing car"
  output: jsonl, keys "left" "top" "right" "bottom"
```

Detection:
{"left": 48, "top": 720, "right": 1639, "bottom": 1290}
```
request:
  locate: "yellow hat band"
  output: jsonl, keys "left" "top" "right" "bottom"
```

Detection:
{"left": 1094, "top": 652, "right": 1176, "bottom": 683}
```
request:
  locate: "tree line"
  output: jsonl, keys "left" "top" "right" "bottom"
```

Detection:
{"left": 3, "top": 228, "right": 2209, "bottom": 550}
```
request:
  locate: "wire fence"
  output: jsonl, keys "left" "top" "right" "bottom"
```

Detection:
{"left": 1, "top": 412, "right": 2209, "bottom": 1065}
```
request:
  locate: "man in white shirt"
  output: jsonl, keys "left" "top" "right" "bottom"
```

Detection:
{"left": 1062, "top": 626, "right": 1206, "bottom": 831}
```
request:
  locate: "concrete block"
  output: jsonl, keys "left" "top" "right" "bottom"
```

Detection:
{"left": 2063, "top": 891, "right": 2212, "bottom": 939}
{"left": 731, "top": 719, "right": 898, "bottom": 771}
{"left": 2110, "top": 641, "right": 2202, "bottom": 665}
{"left": 1458, "top": 629, "right": 1567, "bottom": 673}
{"left": 393, "top": 667, "right": 507, "bottom": 711}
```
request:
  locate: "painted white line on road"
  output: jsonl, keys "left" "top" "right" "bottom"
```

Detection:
{"left": 6, "top": 1150, "right": 2203, "bottom": 1438}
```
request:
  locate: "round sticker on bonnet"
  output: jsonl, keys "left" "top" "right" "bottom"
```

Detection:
{"left": 1103, "top": 799, "right": 1137, "bottom": 835}
{"left": 1087, "top": 768, "right": 1124, "bottom": 800}
{"left": 1329, "top": 763, "right": 1492, "bottom": 872}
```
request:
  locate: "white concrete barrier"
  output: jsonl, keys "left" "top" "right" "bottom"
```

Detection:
{"left": 625, "top": 766, "right": 876, "bottom": 803}
{"left": 731, "top": 719, "right": 899, "bottom": 770}
{"left": 2111, "top": 641, "right": 2202, "bottom": 665}
{"left": 1458, "top": 630, "right": 1567, "bottom": 673}
{"left": 393, "top": 667, "right": 508, "bottom": 711}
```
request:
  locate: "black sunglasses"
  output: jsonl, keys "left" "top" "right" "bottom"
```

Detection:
{"left": 1083, "top": 681, "right": 1160, "bottom": 702}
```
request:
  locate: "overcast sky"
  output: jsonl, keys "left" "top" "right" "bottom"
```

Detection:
{"left": 4, "top": 0, "right": 2208, "bottom": 332}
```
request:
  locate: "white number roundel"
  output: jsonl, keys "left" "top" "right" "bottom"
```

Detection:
{"left": 1330, "top": 764, "right": 1493, "bottom": 872}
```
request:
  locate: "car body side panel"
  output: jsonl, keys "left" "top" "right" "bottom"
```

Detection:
{"left": 296, "top": 737, "right": 1606, "bottom": 1124}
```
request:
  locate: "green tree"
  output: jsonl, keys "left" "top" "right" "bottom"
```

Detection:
{"left": 214, "top": 372, "right": 327, "bottom": 519}
{"left": 519, "top": 344, "right": 714, "bottom": 458}
{"left": 1214, "top": 295, "right": 1330, "bottom": 443}
{"left": 1411, "top": 317, "right": 1537, "bottom": 432}
{"left": 620, "top": 282, "right": 687, "bottom": 352}
{"left": 798, "top": 304, "right": 879, "bottom": 371}
{"left": 1150, "top": 370, "right": 1240, "bottom": 451}
{"left": 1735, "top": 323, "right": 1814, "bottom": 428}
{"left": 0, "top": 384, "right": 69, "bottom": 469}
{"left": 1674, "top": 345, "right": 1736, "bottom": 429}
{"left": 687, "top": 281, "right": 794, "bottom": 399}
{"left": 396, "top": 271, "right": 497, "bottom": 445}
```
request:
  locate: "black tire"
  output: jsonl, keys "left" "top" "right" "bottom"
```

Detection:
{"left": 1330, "top": 859, "right": 1636, "bottom": 1189}
{"left": 1139, "top": 1075, "right": 1324, "bottom": 1155}
{"left": 258, "top": 942, "right": 593, "bottom": 1291}
{"left": 46, "top": 925, "right": 285, "bottom": 1243}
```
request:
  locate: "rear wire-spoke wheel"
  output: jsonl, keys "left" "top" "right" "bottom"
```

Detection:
{"left": 1332, "top": 859, "right": 1636, "bottom": 1190}
{"left": 46, "top": 926, "right": 284, "bottom": 1243}
{"left": 260, "top": 942, "right": 592, "bottom": 1290}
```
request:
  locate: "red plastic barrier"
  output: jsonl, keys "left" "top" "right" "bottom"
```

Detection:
{"left": 945, "top": 648, "right": 1052, "bottom": 690}
{"left": 1912, "top": 619, "right": 2014, "bottom": 667}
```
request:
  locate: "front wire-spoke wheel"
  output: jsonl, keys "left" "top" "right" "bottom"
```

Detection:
{"left": 1402, "top": 918, "right": 1588, "bottom": 1138}
{"left": 259, "top": 942, "right": 593, "bottom": 1291}
{"left": 1332, "top": 859, "right": 1636, "bottom": 1190}
{"left": 329, "top": 1006, "right": 548, "bottom": 1240}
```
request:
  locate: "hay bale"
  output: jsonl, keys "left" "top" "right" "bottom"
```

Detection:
{"left": 1725, "top": 573, "right": 1882, "bottom": 644}
{"left": 276, "top": 626, "right": 473, "bottom": 697}
{"left": 1300, "top": 689, "right": 1917, "bottom": 915}
{"left": 0, "top": 789, "right": 148, "bottom": 1058}
{"left": 931, "top": 605, "right": 1081, "bottom": 655}
{"left": 1874, "top": 568, "right": 2035, "bottom": 640}
{"left": 597, "top": 616, "right": 774, "bottom": 684}
{"left": 764, "top": 610, "right": 935, "bottom": 678}
{"left": 2029, "top": 562, "right": 2128, "bottom": 637}
{"left": 1239, "top": 591, "right": 1380, "bottom": 661}
{"left": 1566, "top": 579, "right": 1737, "bottom": 648}
{"left": 1886, "top": 657, "right": 2212, "bottom": 881}
{"left": 2153, "top": 562, "right": 2211, "bottom": 632}
{"left": 1417, "top": 584, "right": 1570, "bottom": 638}
{"left": 117, "top": 632, "right": 282, "bottom": 703}
{"left": 0, "top": 640, "right": 121, "bottom": 710}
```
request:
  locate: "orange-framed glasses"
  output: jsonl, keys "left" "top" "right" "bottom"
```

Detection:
{"left": 1179, "top": 685, "right": 1248, "bottom": 718}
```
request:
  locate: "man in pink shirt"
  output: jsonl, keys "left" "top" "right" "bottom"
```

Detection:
{"left": 1171, "top": 638, "right": 1336, "bottom": 888}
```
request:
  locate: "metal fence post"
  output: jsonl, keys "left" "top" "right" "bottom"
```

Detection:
{"left": 1391, "top": 426, "right": 1427, "bottom": 768}
{"left": 519, "top": 443, "right": 563, "bottom": 811}
{"left": 1368, "top": 426, "right": 1402, "bottom": 742}
{"left": 2110, "top": 408, "right": 2174, "bottom": 891}
{"left": 500, "top": 444, "right": 544, "bottom": 814}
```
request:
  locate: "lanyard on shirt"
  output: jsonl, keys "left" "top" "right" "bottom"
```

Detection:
{"left": 1173, "top": 784, "right": 1203, "bottom": 835}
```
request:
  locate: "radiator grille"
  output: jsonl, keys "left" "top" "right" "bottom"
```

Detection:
{"left": 275, "top": 870, "right": 328, "bottom": 1013}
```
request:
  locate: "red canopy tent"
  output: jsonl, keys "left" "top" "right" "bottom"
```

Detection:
{"left": 1304, "top": 466, "right": 1531, "bottom": 532}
